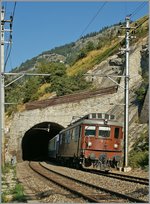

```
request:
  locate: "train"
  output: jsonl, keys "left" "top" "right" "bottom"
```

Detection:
{"left": 48, "top": 113, "right": 123, "bottom": 170}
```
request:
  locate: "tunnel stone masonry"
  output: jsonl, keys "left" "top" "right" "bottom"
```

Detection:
{"left": 7, "top": 90, "right": 123, "bottom": 162}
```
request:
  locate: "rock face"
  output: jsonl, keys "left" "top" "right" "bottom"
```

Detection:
{"left": 86, "top": 37, "right": 148, "bottom": 90}
{"left": 109, "top": 57, "right": 124, "bottom": 66}
{"left": 140, "top": 43, "right": 149, "bottom": 123}
{"left": 140, "top": 44, "right": 149, "bottom": 74}
{"left": 38, "top": 53, "right": 66, "bottom": 63}
{"left": 140, "top": 87, "right": 149, "bottom": 124}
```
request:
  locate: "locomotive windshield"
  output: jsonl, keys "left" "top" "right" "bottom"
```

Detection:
{"left": 98, "top": 126, "right": 110, "bottom": 138}
{"left": 85, "top": 126, "right": 96, "bottom": 137}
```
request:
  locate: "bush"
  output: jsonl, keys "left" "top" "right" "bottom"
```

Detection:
{"left": 129, "top": 129, "right": 149, "bottom": 169}
{"left": 76, "top": 50, "right": 87, "bottom": 61}
{"left": 136, "top": 84, "right": 148, "bottom": 103}
{"left": 129, "top": 151, "right": 149, "bottom": 169}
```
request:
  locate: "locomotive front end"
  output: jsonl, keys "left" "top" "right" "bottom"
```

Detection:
{"left": 80, "top": 113, "right": 123, "bottom": 170}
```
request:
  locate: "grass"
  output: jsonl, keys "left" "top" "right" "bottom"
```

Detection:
{"left": 67, "top": 38, "right": 119, "bottom": 76}
{"left": 2, "top": 163, "right": 13, "bottom": 174}
{"left": 2, "top": 183, "right": 27, "bottom": 203}
{"left": 11, "top": 183, "right": 27, "bottom": 202}
{"left": 2, "top": 164, "right": 27, "bottom": 203}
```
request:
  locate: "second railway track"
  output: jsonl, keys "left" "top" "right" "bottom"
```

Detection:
{"left": 29, "top": 162, "right": 148, "bottom": 203}
{"left": 85, "top": 169, "right": 149, "bottom": 185}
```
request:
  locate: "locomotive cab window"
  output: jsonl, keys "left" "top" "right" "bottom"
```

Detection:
{"left": 85, "top": 126, "right": 96, "bottom": 137}
{"left": 114, "top": 128, "right": 120, "bottom": 138}
{"left": 98, "top": 126, "right": 110, "bottom": 138}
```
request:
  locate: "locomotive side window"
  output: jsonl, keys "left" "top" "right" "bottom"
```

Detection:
{"left": 59, "top": 134, "right": 62, "bottom": 144}
{"left": 98, "top": 126, "right": 110, "bottom": 138}
{"left": 70, "top": 129, "right": 73, "bottom": 139}
{"left": 85, "top": 126, "right": 96, "bottom": 137}
{"left": 114, "top": 128, "right": 120, "bottom": 138}
{"left": 65, "top": 130, "right": 71, "bottom": 144}
{"left": 73, "top": 126, "right": 80, "bottom": 142}
{"left": 61, "top": 132, "right": 66, "bottom": 144}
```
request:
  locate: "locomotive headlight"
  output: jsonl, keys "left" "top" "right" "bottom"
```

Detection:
{"left": 114, "top": 144, "right": 118, "bottom": 148}
{"left": 88, "top": 141, "right": 92, "bottom": 147}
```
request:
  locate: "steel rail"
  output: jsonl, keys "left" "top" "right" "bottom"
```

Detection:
{"left": 86, "top": 169, "right": 149, "bottom": 185}
{"left": 37, "top": 162, "right": 147, "bottom": 203}
{"left": 29, "top": 162, "right": 98, "bottom": 202}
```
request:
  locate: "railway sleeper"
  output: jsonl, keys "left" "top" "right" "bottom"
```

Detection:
{"left": 87, "top": 194, "right": 126, "bottom": 203}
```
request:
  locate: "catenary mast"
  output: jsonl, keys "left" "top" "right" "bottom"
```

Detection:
{"left": 1, "top": 5, "right": 6, "bottom": 165}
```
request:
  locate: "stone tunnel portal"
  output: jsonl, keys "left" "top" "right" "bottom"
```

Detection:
{"left": 22, "top": 122, "right": 64, "bottom": 161}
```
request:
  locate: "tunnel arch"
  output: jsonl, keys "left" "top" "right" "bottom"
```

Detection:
{"left": 22, "top": 122, "right": 64, "bottom": 161}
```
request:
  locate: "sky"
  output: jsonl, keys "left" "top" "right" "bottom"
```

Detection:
{"left": 2, "top": 1, "right": 149, "bottom": 72}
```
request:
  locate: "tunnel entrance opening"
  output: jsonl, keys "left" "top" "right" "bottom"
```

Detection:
{"left": 22, "top": 122, "right": 64, "bottom": 161}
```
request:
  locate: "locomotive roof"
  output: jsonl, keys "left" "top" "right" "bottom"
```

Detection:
{"left": 71, "top": 113, "right": 116, "bottom": 123}
{"left": 60, "top": 113, "right": 123, "bottom": 133}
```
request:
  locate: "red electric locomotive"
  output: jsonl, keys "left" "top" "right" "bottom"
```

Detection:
{"left": 48, "top": 113, "right": 123, "bottom": 170}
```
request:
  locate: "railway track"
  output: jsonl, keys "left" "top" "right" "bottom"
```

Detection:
{"left": 85, "top": 169, "right": 149, "bottom": 186}
{"left": 29, "top": 162, "right": 147, "bottom": 203}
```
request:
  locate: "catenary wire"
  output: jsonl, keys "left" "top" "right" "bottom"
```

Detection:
{"left": 118, "top": 1, "right": 148, "bottom": 24}
{"left": 80, "top": 2, "right": 108, "bottom": 38}
{"left": 131, "top": 1, "right": 148, "bottom": 18}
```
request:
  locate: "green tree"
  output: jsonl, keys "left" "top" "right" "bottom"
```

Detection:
{"left": 37, "top": 61, "right": 66, "bottom": 82}
{"left": 76, "top": 50, "right": 87, "bottom": 61}
{"left": 85, "top": 41, "right": 95, "bottom": 52}
{"left": 22, "top": 77, "right": 40, "bottom": 103}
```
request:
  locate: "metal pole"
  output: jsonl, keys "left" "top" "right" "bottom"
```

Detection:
{"left": 0, "top": 5, "right": 5, "bottom": 165}
{"left": 124, "top": 16, "right": 130, "bottom": 168}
